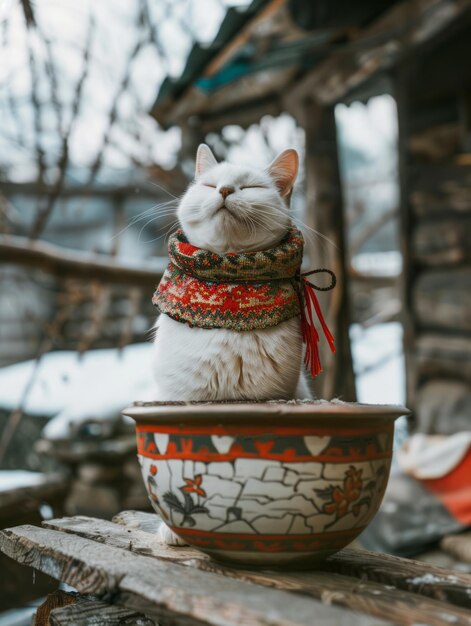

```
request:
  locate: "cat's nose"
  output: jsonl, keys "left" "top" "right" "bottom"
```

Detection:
{"left": 219, "top": 185, "right": 235, "bottom": 199}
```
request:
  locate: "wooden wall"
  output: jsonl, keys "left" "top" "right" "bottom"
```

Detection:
{"left": 396, "top": 23, "right": 471, "bottom": 433}
{"left": 0, "top": 186, "right": 171, "bottom": 366}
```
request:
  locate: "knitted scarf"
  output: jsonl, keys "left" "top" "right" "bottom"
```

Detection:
{"left": 153, "top": 228, "right": 335, "bottom": 377}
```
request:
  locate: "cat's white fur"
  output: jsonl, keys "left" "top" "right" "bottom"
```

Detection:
{"left": 152, "top": 145, "right": 310, "bottom": 544}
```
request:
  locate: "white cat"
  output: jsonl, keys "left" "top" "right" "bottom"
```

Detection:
{"left": 152, "top": 144, "right": 310, "bottom": 544}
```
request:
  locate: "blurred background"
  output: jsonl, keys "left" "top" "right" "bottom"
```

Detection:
{"left": 0, "top": 0, "right": 470, "bottom": 620}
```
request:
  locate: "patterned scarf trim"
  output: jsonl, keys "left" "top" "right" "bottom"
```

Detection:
{"left": 153, "top": 228, "right": 335, "bottom": 377}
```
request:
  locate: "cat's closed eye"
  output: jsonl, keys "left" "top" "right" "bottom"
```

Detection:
{"left": 241, "top": 185, "right": 267, "bottom": 190}
{"left": 202, "top": 183, "right": 216, "bottom": 188}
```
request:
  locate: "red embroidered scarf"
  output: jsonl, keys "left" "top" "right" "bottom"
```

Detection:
{"left": 153, "top": 228, "right": 335, "bottom": 376}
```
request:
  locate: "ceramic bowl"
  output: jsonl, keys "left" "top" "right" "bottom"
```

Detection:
{"left": 123, "top": 401, "right": 408, "bottom": 567}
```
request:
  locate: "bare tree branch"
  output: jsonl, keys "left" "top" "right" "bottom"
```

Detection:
{"left": 20, "top": 0, "right": 35, "bottom": 27}
{"left": 30, "top": 13, "right": 96, "bottom": 240}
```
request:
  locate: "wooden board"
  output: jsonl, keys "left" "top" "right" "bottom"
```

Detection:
{"left": 0, "top": 523, "right": 388, "bottom": 626}
{"left": 288, "top": 0, "right": 471, "bottom": 107}
{"left": 416, "top": 334, "right": 471, "bottom": 383}
{"left": 49, "top": 599, "right": 156, "bottom": 626}
{"left": 413, "top": 268, "right": 471, "bottom": 333}
{"left": 37, "top": 513, "right": 471, "bottom": 626}
{"left": 32, "top": 589, "right": 157, "bottom": 626}
{"left": 413, "top": 217, "right": 471, "bottom": 266}
{"left": 442, "top": 533, "right": 471, "bottom": 565}
{"left": 410, "top": 163, "right": 471, "bottom": 216}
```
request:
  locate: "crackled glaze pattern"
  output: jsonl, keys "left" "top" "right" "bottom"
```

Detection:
{"left": 137, "top": 423, "right": 394, "bottom": 564}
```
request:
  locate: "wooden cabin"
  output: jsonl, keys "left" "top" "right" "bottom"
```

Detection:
{"left": 0, "top": 165, "right": 186, "bottom": 366}
{"left": 149, "top": 0, "right": 471, "bottom": 433}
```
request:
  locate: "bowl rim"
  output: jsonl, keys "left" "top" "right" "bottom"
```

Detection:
{"left": 122, "top": 400, "right": 410, "bottom": 424}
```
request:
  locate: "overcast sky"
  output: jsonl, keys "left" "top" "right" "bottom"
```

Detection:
{"left": 0, "top": 0, "right": 252, "bottom": 181}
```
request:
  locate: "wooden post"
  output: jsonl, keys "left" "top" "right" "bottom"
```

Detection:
{"left": 302, "top": 99, "right": 356, "bottom": 401}
{"left": 394, "top": 61, "right": 419, "bottom": 420}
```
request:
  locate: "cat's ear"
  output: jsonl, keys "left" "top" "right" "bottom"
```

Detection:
{"left": 267, "top": 149, "right": 299, "bottom": 198}
{"left": 195, "top": 144, "right": 218, "bottom": 177}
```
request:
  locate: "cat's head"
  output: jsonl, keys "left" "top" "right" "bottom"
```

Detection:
{"left": 177, "top": 144, "right": 299, "bottom": 253}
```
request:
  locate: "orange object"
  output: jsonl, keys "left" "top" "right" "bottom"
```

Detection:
{"left": 423, "top": 450, "right": 471, "bottom": 525}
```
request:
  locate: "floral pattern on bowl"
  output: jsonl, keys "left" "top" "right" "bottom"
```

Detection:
{"left": 125, "top": 402, "right": 406, "bottom": 566}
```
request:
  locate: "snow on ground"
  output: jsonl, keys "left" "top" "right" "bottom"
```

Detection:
{"left": 0, "top": 470, "right": 48, "bottom": 492}
{"left": 0, "top": 325, "right": 406, "bottom": 440}
{"left": 0, "top": 351, "right": 86, "bottom": 416}
{"left": 0, "top": 343, "right": 156, "bottom": 439}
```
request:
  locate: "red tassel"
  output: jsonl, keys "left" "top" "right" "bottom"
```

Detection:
{"left": 301, "top": 277, "right": 336, "bottom": 377}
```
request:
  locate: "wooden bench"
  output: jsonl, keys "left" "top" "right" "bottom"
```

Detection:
{"left": 1, "top": 510, "right": 471, "bottom": 626}
{"left": 0, "top": 471, "right": 68, "bottom": 612}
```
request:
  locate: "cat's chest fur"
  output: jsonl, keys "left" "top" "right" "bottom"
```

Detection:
{"left": 153, "top": 314, "right": 304, "bottom": 400}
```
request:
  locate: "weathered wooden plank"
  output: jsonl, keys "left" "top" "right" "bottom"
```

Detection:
{"left": 46, "top": 515, "right": 471, "bottom": 626}
{"left": 0, "top": 525, "right": 386, "bottom": 626}
{"left": 410, "top": 164, "right": 471, "bottom": 216}
{"left": 442, "top": 533, "right": 471, "bottom": 565}
{"left": 49, "top": 599, "right": 156, "bottom": 626}
{"left": 302, "top": 102, "right": 356, "bottom": 401}
{"left": 413, "top": 217, "right": 471, "bottom": 266}
{"left": 33, "top": 590, "right": 157, "bottom": 626}
{"left": 394, "top": 59, "right": 418, "bottom": 413}
{"left": 325, "top": 548, "right": 471, "bottom": 609}
{"left": 44, "top": 515, "right": 207, "bottom": 562}
{"left": 413, "top": 268, "right": 471, "bottom": 332}
{"left": 408, "top": 123, "right": 461, "bottom": 162}
{"left": 33, "top": 590, "right": 77, "bottom": 626}
{"left": 113, "top": 510, "right": 162, "bottom": 534}
{"left": 288, "top": 0, "right": 471, "bottom": 107}
{"left": 416, "top": 317, "right": 464, "bottom": 363}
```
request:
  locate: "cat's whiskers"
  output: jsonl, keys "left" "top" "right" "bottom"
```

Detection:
{"left": 111, "top": 199, "right": 179, "bottom": 241}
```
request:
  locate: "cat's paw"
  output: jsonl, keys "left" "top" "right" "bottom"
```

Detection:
{"left": 157, "top": 522, "right": 187, "bottom": 546}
